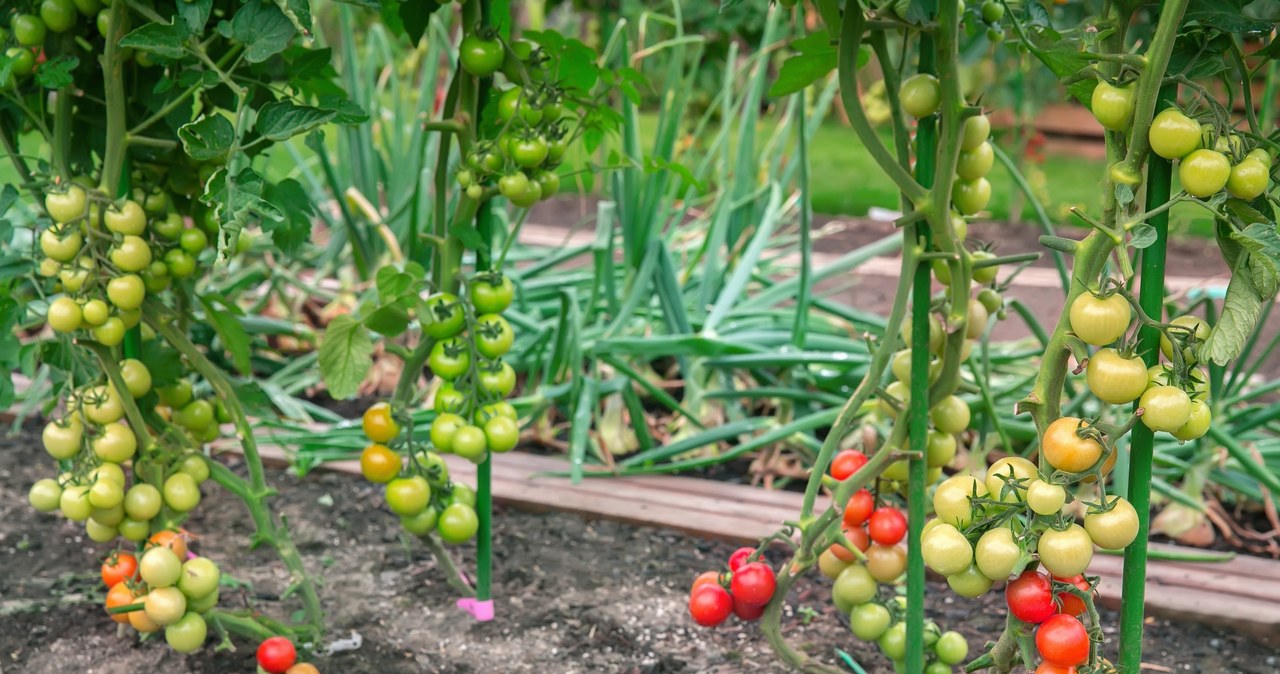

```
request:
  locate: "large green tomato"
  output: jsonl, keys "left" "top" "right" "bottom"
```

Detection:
{"left": 961, "top": 114, "right": 991, "bottom": 151}
{"left": 956, "top": 142, "right": 994, "bottom": 181}
{"left": 45, "top": 184, "right": 88, "bottom": 222}
{"left": 1148, "top": 109, "right": 1201, "bottom": 159}
{"left": 1091, "top": 81, "right": 1135, "bottom": 131}
{"left": 165, "top": 612, "right": 208, "bottom": 653}
{"left": 1226, "top": 158, "right": 1269, "bottom": 200}
{"left": 46, "top": 296, "right": 83, "bottom": 333}
{"left": 12, "top": 14, "right": 47, "bottom": 46}
{"left": 40, "top": 227, "right": 82, "bottom": 262}
{"left": 437, "top": 503, "right": 480, "bottom": 544}
{"left": 110, "top": 235, "right": 153, "bottom": 272}
{"left": 29, "top": 478, "right": 64, "bottom": 512}
{"left": 951, "top": 178, "right": 991, "bottom": 215}
{"left": 106, "top": 274, "right": 146, "bottom": 310}
{"left": 104, "top": 200, "right": 147, "bottom": 235}
{"left": 1178, "top": 149, "right": 1231, "bottom": 198}
{"left": 899, "top": 73, "right": 941, "bottom": 118}
{"left": 921, "top": 523, "right": 973, "bottom": 576}
{"left": 40, "top": 0, "right": 78, "bottom": 32}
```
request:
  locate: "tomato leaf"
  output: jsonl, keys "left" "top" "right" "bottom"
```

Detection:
{"left": 225, "top": 0, "right": 300, "bottom": 63}
{"left": 178, "top": 115, "right": 235, "bottom": 161}
{"left": 34, "top": 56, "right": 79, "bottom": 89}
{"left": 1128, "top": 223, "right": 1157, "bottom": 249}
{"left": 261, "top": 178, "right": 314, "bottom": 254}
{"left": 720, "top": 0, "right": 746, "bottom": 12}
{"left": 449, "top": 223, "right": 486, "bottom": 251}
{"left": 1185, "top": 0, "right": 1271, "bottom": 34}
{"left": 375, "top": 266, "right": 415, "bottom": 301}
{"left": 1201, "top": 265, "right": 1263, "bottom": 365}
{"left": 364, "top": 305, "right": 411, "bottom": 337}
{"left": 120, "top": 21, "right": 190, "bottom": 60}
{"left": 177, "top": 0, "right": 214, "bottom": 33}
{"left": 319, "top": 315, "right": 373, "bottom": 400}
{"left": 255, "top": 101, "right": 336, "bottom": 141}
{"left": 1231, "top": 222, "right": 1280, "bottom": 298}
{"left": 199, "top": 296, "right": 253, "bottom": 375}
{"left": 769, "top": 32, "right": 846, "bottom": 98}
{"left": 137, "top": 345, "right": 185, "bottom": 389}
{"left": 1018, "top": 26, "right": 1095, "bottom": 107}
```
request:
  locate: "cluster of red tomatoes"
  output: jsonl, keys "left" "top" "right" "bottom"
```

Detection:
{"left": 455, "top": 31, "right": 573, "bottom": 207}
{"left": 687, "top": 546, "right": 778, "bottom": 627}
{"left": 360, "top": 402, "right": 482, "bottom": 544}
{"left": 1006, "top": 571, "right": 1098, "bottom": 674}
{"left": 255, "top": 635, "right": 320, "bottom": 674}
{"left": 420, "top": 275, "right": 521, "bottom": 465}
{"left": 99, "top": 531, "right": 222, "bottom": 653}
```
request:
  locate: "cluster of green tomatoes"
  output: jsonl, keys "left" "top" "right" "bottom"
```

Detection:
{"left": 455, "top": 29, "right": 572, "bottom": 207}
{"left": 3, "top": 0, "right": 167, "bottom": 88}
{"left": 897, "top": 72, "right": 997, "bottom": 217}
{"left": 102, "top": 536, "right": 221, "bottom": 653}
{"left": 360, "top": 401, "right": 482, "bottom": 545}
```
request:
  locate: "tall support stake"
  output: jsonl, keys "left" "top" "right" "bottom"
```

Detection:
{"left": 1119, "top": 84, "right": 1175, "bottom": 671}
{"left": 906, "top": 32, "right": 938, "bottom": 674}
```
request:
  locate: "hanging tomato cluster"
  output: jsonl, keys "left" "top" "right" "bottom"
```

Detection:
{"left": 97, "top": 532, "right": 220, "bottom": 653}
{"left": 360, "top": 400, "right": 482, "bottom": 545}
{"left": 686, "top": 546, "right": 778, "bottom": 627}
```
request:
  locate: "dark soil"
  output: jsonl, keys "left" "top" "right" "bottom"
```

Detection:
{"left": 2, "top": 423, "right": 1275, "bottom": 674}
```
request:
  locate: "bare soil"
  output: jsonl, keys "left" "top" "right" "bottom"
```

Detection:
{"left": 1, "top": 425, "right": 1276, "bottom": 674}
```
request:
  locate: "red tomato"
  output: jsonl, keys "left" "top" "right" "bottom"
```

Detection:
{"left": 732, "top": 595, "right": 766, "bottom": 621}
{"left": 1036, "top": 614, "right": 1090, "bottom": 666}
{"left": 728, "top": 547, "right": 755, "bottom": 572}
{"left": 843, "top": 489, "right": 875, "bottom": 527}
{"left": 831, "top": 525, "right": 870, "bottom": 562}
{"left": 691, "top": 570, "right": 720, "bottom": 594}
{"left": 1034, "top": 663, "right": 1077, "bottom": 674}
{"left": 730, "top": 562, "right": 777, "bottom": 606}
{"left": 1006, "top": 570, "right": 1057, "bottom": 624}
{"left": 257, "top": 636, "right": 298, "bottom": 674}
{"left": 102, "top": 552, "right": 138, "bottom": 588}
{"left": 1054, "top": 575, "right": 1091, "bottom": 617}
{"left": 867, "top": 507, "right": 907, "bottom": 546}
{"left": 689, "top": 584, "right": 733, "bottom": 627}
{"left": 829, "top": 449, "right": 868, "bottom": 480}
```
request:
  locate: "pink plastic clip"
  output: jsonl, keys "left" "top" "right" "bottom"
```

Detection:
{"left": 456, "top": 598, "right": 495, "bottom": 621}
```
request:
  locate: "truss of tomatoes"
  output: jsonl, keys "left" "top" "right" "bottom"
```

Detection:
{"left": 687, "top": 546, "right": 778, "bottom": 626}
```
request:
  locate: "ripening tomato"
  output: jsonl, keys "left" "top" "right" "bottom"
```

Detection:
{"left": 1054, "top": 574, "right": 1091, "bottom": 617}
{"left": 1086, "top": 347, "right": 1147, "bottom": 404}
{"left": 362, "top": 402, "right": 400, "bottom": 443}
{"left": 899, "top": 73, "right": 941, "bottom": 118}
{"left": 1084, "top": 495, "right": 1140, "bottom": 550}
{"left": 1006, "top": 570, "right": 1057, "bottom": 623}
{"left": 984, "top": 456, "right": 1037, "bottom": 502}
{"left": 150, "top": 530, "right": 189, "bottom": 559}
{"left": 1179, "top": 149, "right": 1231, "bottom": 198}
{"left": 1148, "top": 108, "right": 1201, "bottom": 159}
{"left": 843, "top": 489, "right": 875, "bottom": 527}
{"left": 101, "top": 552, "right": 138, "bottom": 587}
{"left": 865, "top": 542, "right": 907, "bottom": 582}
{"left": 1069, "top": 292, "right": 1130, "bottom": 345}
{"left": 830, "top": 449, "right": 868, "bottom": 480}
{"left": 1042, "top": 417, "right": 1103, "bottom": 473}
{"left": 385, "top": 476, "right": 430, "bottom": 516}
{"left": 867, "top": 507, "right": 907, "bottom": 546}
{"left": 360, "top": 444, "right": 401, "bottom": 483}
{"left": 105, "top": 581, "right": 137, "bottom": 623}
{"left": 1036, "top": 613, "right": 1089, "bottom": 666}
{"left": 688, "top": 584, "right": 732, "bottom": 627}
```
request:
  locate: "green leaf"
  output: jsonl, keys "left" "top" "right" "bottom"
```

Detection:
{"left": 178, "top": 115, "right": 235, "bottom": 161}
{"left": 1201, "top": 266, "right": 1263, "bottom": 365}
{"left": 398, "top": 0, "right": 440, "bottom": 44}
{"left": 226, "top": 0, "right": 298, "bottom": 63}
{"left": 255, "top": 101, "right": 335, "bottom": 141}
{"left": 376, "top": 266, "right": 414, "bottom": 300}
{"left": 449, "top": 223, "right": 486, "bottom": 251}
{"left": 645, "top": 156, "right": 707, "bottom": 195}
{"left": 1129, "top": 223, "right": 1157, "bottom": 249}
{"left": 364, "top": 305, "right": 411, "bottom": 337}
{"left": 39, "top": 341, "right": 96, "bottom": 383}
{"left": 261, "top": 178, "right": 313, "bottom": 254}
{"left": 1185, "top": 0, "right": 1271, "bottom": 34}
{"left": 769, "top": 32, "right": 844, "bottom": 97}
{"left": 319, "top": 315, "right": 373, "bottom": 400}
{"left": 1231, "top": 222, "right": 1280, "bottom": 298}
{"left": 120, "top": 21, "right": 190, "bottom": 59}
{"left": 316, "top": 94, "right": 369, "bottom": 124}
{"left": 199, "top": 296, "right": 253, "bottom": 375}
{"left": 34, "top": 56, "right": 79, "bottom": 89}
{"left": 137, "top": 345, "right": 184, "bottom": 389}
{"left": 203, "top": 168, "right": 287, "bottom": 256}
{"left": 720, "top": 0, "right": 745, "bottom": 11}
{"left": 177, "top": 0, "right": 214, "bottom": 34}
{"left": 1021, "top": 27, "right": 1096, "bottom": 106}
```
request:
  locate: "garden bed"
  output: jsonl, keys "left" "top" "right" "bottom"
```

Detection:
{"left": 2, "top": 424, "right": 1277, "bottom": 673}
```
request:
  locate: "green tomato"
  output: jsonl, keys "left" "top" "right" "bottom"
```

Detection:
{"left": 110, "top": 235, "right": 153, "bottom": 272}
{"left": 401, "top": 506, "right": 439, "bottom": 536}
{"left": 45, "top": 184, "right": 88, "bottom": 223}
{"left": 385, "top": 476, "right": 431, "bottom": 516}
{"left": 1037, "top": 523, "right": 1094, "bottom": 577}
{"left": 40, "top": 227, "right": 82, "bottom": 262}
{"left": 60, "top": 484, "right": 93, "bottom": 520}
{"left": 850, "top": 602, "right": 892, "bottom": 641}
{"left": 40, "top": 0, "right": 77, "bottom": 32}
{"left": 951, "top": 177, "right": 991, "bottom": 215}
{"left": 437, "top": 503, "right": 480, "bottom": 544}
{"left": 929, "top": 395, "right": 970, "bottom": 434}
{"left": 471, "top": 275, "right": 514, "bottom": 314}
{"left": 1139, "top": 384, "right": 1192, "bottom": 433}
{"left": 152, "top": 212, "right": 184, "bottom": 240}
{"left": 1091, "top": 81, "right": 1135, "bottom": 131}
{"left": 961, "top": 114, "right": 991, "bottom": 151}
{"left": 422, "top": 293, "right": 465, "bottom": 339}
{"left": 459, "top": 33, "right": 504, "bottom": 77}
{"left": 946, "top": 563, "right": 993, "bottom": 598}
{"left": 833, "top": 563, "right": 878, "bottom": 607}
{"left": 165, "top": 612, "right": 207, "bottom": 653}
{"left": 106, "top": 274, "right": 145, "bottom": 310}
{"left": 144, "top": 586, "right": 187, "bottom": 626}
{"left": 158, "top": 380, "right": 194, "bottom": 408}
{"left": 177, "top": 557, "right": 220, "bottom": 599}
{"left": 921, "top": 523, "right": 973, "bottom": 576}
{"left": 1086, "top": 347, "right": 1148, "bottom": 405}
{"left": 449, "top": 483, "right": 477, "bottom": 508}
{"left": 1026, "top": 479, "right": 1067, "bottom": 516}
{"left": 93, "top": 317, "right": 126, "bottom": 347}
{"left": 163, "top": 473, "right": 201, "bottom": 512}
{"left": 85, "top": 518, "right": 118, "bottom": 542}
{"left": 186, "top": 587, "right": 219, "bottom": 613}
{"left": 178, "top": 454, "right": 210, "bottom": 483}
{"left": 956, "top": 141, "right": 994, "bottom": 181}
{"left": 176, "top": 399, "right": 215, "bottom": 432}
{"left": 140, "top": 546, "right": 183, "bottom": 587}
{"left": 450, "top": 425, "right": 488, "bottom": 463}
{"left": 29, "top": 478, "right": 63, "bottom": 513}
{"left": 533, "top": 169, "right": 560, "bottom": 198}
{"left": 430, "top": 412, "right": 466, "bottom": 452}
{"left": 429, "top": 337, "right": 471, "bottom": 380}
{"left": 879, "top": 622, "right": 908, "bottom": 661}
{"left": 899, "top": 73, "right": 941, "bottom": 118}
{"left": 1226, "top": 158, "right": 1269, "bottom": 200}
{"left": 474, "top": 313, "right": 515, "bottom": 359}
{"left": 926, "top": 430, "right": 957, "bottom": 468}
{"left": 180, "top": 228, "right": 208, "bottom": 254}
{"left": 1083, "top": 495, "right": 1139, "bottom": 550}
{"left": 5, "top": 47, "right": 36, "bottom": 81}
{"left": 104, "top": 200, "right": 146, "bottom": 235}
{"left": 12, "top": 14, "right": 47, "bottom": 46}
{"left": 980, "top": 0, "right": 1004, "bottom": 23}
{"left": 484, "top": 416, "right": 520, "bottom": 453}
{"left": 933, "top": 474, "right": 986, "bottom": 528}
{"left": 88, "top": 478, "right": 124, "bottom": 510}
{"left": 935, "top": 630, "right": 969, "bottom": 665}
{"left": 1172, "top": 399, "right": 1211, "bottom": 441}
{"left": 118, "top": 517, "right": 150, "bottom": 542}
{"left": 165, "top": 248, "right": 197, "bottom": 278}
{"left": 974, "top": 526, "right": 1020, "bottom": 580}
{"left": 124, "top": 483, "right": 163, "bottom": 521}
{"left": 1178, "top": 149, "right": 1231, "bottom": 198}
{"left": 118, "top": 358, "right": 151, "bottom": 398}
{"left": 478, "top": 361, "right": 516, "bottom": 397}
{"left": 1148, "top": 109, "right": 1201, "bottom": 159}
{"left": 46, "top": 296, "right": 83, "bottom": 333}
{"left": 93, "top": 422, "right": 137, "bottom": 463}
{"left": 498, "top": 87, "right": 542, "bottom": 126}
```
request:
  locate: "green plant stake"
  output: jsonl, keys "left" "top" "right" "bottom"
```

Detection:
{"left": 1119, "top": 84, "right": 1175, "bottom": 671}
